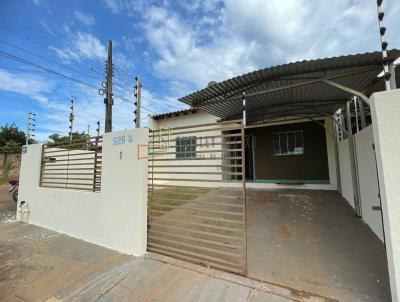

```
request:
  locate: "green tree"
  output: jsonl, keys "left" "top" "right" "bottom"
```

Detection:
{"left": 48, "top": 132, "right": 90, "bottom": 143}
{"left": 0, "top": 123, "right": 28, "bottom": 152}
{"left": 48, "top": 131, "right": 91, "bottom": 150}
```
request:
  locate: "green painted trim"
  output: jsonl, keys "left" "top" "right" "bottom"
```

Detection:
{"left": 254, "top": 178, "right": 330, "bottom": 184}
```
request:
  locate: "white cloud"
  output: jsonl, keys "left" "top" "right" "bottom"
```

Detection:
{"left": 0, "top": 69, "right": 54, "bottom": 105}
{"left": 141, "top": 0, "right": 400, "bottom": 91}
{"left": 103, "top": 0, "right": 122, "bottom": 13}
{"left": 51, "top": 31, "right": 106, "bottom": 63}
{"left": 74, "top": 11, "right": 95, "bottom": 26}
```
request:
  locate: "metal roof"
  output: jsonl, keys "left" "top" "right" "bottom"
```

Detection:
{"left": 151, "top": 107, "right": 198, "bottom": 120}
{"left": 179, "top": 50, "right": 400, "bottom": 124}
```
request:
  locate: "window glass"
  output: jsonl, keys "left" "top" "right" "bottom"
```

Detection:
{"left": 176, "top": 136, "right": 196, "bottom": 159}
{"left": 272, "top": 131, "right": 303, "bottom": 155}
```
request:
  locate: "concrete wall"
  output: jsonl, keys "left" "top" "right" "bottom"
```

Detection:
{"left": 338, "top": 125, "right": 384, "bottom": 240}
{"left": 17, "top": 128, "right": 148, "bottom": 256}
{"left": 354, "top": 126, "right": 384, "bottom": 241}
{"left": 338, "top": 138, "right": 354, "bottom": 207}
{"left": 369, "top": 89, "right": 400, "bottom": 302}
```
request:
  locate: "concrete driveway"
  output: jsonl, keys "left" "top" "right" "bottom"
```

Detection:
{"left": 0, "top": 221, "right": 329, "bottom": 302}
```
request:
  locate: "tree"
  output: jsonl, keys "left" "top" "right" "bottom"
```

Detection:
{"left": 0, "top": 123, "right": 27, "bottom": 153}
{"left": 48, "top": 131, "right": 91, "bottom": 150}
{"left": 48, "top": 132, "right": 90, "bottom": 143}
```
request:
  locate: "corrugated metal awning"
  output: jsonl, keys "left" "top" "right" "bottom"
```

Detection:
{"left": 179, "top": 50, "right": 400, "bottom": 123}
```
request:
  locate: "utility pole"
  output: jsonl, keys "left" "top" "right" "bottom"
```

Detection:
{"left": 26, "top": 112, "right": 36, "bottom": 145}
{"left": 87, "top": 124, "right": 90, "bottom": 136}
{"left": 68, "top": 99, "right": 74, "bottom": 141}
{"left": 104, "top": 40, "right": 113, "bottom": 132}
{"left": 134, "top": 76, "right": 142, "bottom": 128}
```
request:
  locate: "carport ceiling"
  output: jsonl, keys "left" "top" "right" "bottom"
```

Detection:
{"left": 179, "top": 50, "right": 400, "bottom": 124}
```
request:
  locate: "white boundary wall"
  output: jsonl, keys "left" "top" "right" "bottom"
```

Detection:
{"left": 18, "top": 128, "right": 148, "bottom": 256}
{"left": 149, "top": 112, "right": 337, "bottom": 190}
{"left": 338, "top": 125, "right": 384, "bottom": 241}
{"left": 369, "top": 89, "right": 400, "bottom": 301}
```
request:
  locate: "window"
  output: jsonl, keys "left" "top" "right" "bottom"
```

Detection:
{"left": 273, "top": 131, "right": 304, "bottom": 155}
{"left": 176, "top": 136, "right": 196, "bottom": 159}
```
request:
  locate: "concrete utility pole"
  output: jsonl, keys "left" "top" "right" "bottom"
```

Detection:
{"left": 26, "top": 112, "right": 36, "bottom": 145}
{"left": 134, "top": 76, "right": 142, "bottom": 128}
{"left": 69, "top": 100, "right": 74, "bottom": 141}
{"left": 104, "top": 40, "right": 113, "bottom": 132}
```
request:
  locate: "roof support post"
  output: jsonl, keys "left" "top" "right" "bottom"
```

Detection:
{"left": 358, "top": 96, "right": 367, "bottom": 129}
{"left": 322, "top": 80, "right": 370, "bottom": 105}
{"left": 333, "top": 117, "right": 342, "bottom": 194}
{"left": 346, "top": 101, "right": 362, "bottom": 217}
{"left": 353, "top": 97, "right": 360, "bottom": 133}
{"left": 242, "top": 92, "right": 247, "bottom": 127}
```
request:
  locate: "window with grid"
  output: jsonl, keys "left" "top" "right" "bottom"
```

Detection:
{"left": 176, "top": 136, "right": 196, "bottom": 159}
{"left": 272, "top": 131, "right": 304, "bottom": 155}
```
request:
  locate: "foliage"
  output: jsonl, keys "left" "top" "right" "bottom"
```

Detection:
{"left": 0, "top": 123, "right": 29, "bottom": 153}
{"left": 48, "top": 132, "right": 90, "bottom": 143}
{"left": 1, "top": 161, "right": 14, "bottom": 178}
{"left": 48, "top": 132, "right": 91, "bottom": 150}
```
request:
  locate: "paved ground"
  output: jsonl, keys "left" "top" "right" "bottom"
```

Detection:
{"left": 246, "top": 189, "right": 391, "bottom": 302}
{"left": 0, "top": 222, "right": 322, "bottom": 302}
{"left": 0, "top": 186, "right": 391, "bottom": 301}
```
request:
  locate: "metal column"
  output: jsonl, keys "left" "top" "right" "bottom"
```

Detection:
{"left": 358, "top": 97, "right": 367, "bottom": 130}
{"left": 333, "top": 116, "right": 342, "bottom": 194}
{"left": 346, "top": 101, "right": 362, "bottom": 217}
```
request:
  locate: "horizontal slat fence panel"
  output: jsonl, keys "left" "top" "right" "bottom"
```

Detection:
{"left": 148, "top": 120, "right": 247, "bottom": 274}
{"left": 39, "top": 136, "right": 103, "bottom": 192}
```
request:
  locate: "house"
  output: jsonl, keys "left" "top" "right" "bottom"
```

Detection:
{"left": 17, "top": 50, "right": 400, "bottom": 301}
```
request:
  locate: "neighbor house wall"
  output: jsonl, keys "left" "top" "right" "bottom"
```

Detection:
{"left": 17, "top": 128, "right": 148, "bottom": 256}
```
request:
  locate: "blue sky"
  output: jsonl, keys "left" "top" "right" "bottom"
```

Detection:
{"left": 0, "top": 0, "right": 399, "bottom": 141}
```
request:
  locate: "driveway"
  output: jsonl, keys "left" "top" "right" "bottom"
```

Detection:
{"left": 0, "top": 221, "right": 323, "bottom": 302}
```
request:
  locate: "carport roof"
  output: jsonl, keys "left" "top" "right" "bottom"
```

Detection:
{"left": 179, "top": 50, "right": 400, "bottom": 124}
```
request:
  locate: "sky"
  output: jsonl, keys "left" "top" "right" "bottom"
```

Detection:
{"left": 0, "top": 0, "right": 399, "bottom": 141}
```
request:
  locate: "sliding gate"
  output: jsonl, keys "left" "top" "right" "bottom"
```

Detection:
{"left": 147, "top": 120, "right": 247, "bottom": 274}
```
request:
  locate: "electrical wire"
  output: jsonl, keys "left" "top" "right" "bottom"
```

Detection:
{"left": 0, "top": 49, "right": 156, "bottom": 114}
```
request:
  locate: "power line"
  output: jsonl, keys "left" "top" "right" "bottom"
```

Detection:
{"left": 0, "top": 49, "right": 156, "bottom": 113}
{"left": 0, "top": 39, "right": 101, "bottom": 84}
